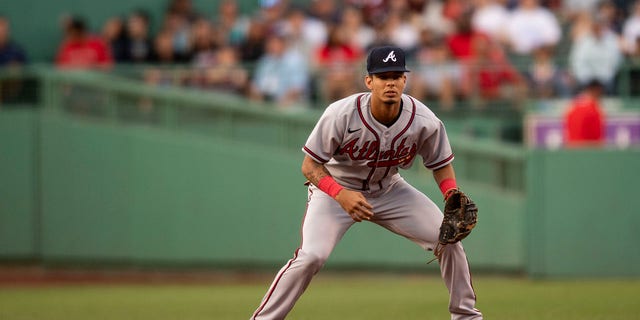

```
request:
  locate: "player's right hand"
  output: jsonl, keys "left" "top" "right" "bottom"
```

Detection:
{"left": 335, "top": 189, "right": 374, "bottom": 222}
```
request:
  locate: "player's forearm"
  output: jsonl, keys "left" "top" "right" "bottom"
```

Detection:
{"left": 433, "top": 164, "right": 457, "bottom": 198}
{"left": 433, "top": 164, "right": 456, "bottom": 185}
{"left": 301, "top": 155, "right": 332, "bottom": 187}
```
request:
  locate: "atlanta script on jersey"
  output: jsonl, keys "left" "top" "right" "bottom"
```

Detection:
{"left": 303, "top": 93, "right": 454, "bottom": 194}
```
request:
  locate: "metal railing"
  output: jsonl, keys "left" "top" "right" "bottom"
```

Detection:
{"left": 1, "top": 66, "right": 533, "bottom": 191}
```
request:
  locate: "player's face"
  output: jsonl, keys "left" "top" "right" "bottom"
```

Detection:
{"left": 365, "top": 72, "right": 407, "bottom": 105}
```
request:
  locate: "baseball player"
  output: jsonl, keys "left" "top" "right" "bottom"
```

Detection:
{"left": 251, "top": 46, "right": 482, "bottom": 320}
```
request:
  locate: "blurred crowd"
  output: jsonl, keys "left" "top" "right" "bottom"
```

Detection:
{"left": 2, "top": 0, "right": 640, "bottom": 110}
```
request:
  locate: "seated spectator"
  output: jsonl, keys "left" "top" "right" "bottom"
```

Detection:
{"left": 446, "top": 8, "right": 490, "bottom": 62}
{"left": 313, "top": 26, "right": 362, "bottom": 103}
{"left": 525, "top": 45, "right": 571, "bottom": 98}
{"left": 384, "top": 8, "right": 421, "bottom": 54}
{"left": 418, "top": 0, "right": 455, "bottom": 36}
{"left": 238, "top": 18, "right": 267, "bottom": 64}
{"left": 410, "top": 30, "right": 462, "bottom": 110}
{"left": 55, "top": 16, "right": 113, "bottom": 70}
{"left": 101, "top": 16, "right": 127, "bottom": 62}
{"left": 249, "top": 33, "right": 309, "bottom": 109}
{"left": 471, "top": 0, "right": 510, "bottom": 41}
{"left": 151, "top": 29, "right": 191, "bottom": 64}
{"left": 339, "top": 5, "right": 375, "bottom": 53}
{"left": 504, "top": 0, "right": 561, "bottom": 56}
{"left": 120, "top": 10, "right": 155, "bottom": 63}
{"left": 190, "top": 17, "right": 222, "bottom": 66}
{"left": 0, "top": 15, "right": 28, "bottom": 105}
{"left": 191, "top": 46, "right": 248, "bottom": 94}
{"left": 569, "top": 14, "right": 622, "bottom": 94}
{"left": 0, "top": 15, "right": 27, "bottom": 66}
{"left": 622, "top": 0, "right": 640, "bottom": 56}
{"left": 277, "top": 5, "right": 327, "bottom": 59}
{"left": 564, "top": 79, "right": 605, "bottom": 148}
{"left": 462, "top": 35, "right": 527, "bottom": 108}
{"left": 212, "top": 0, "right": 250, "bottom": 46}
{"left": 160, "top": 10, "right": 193, "bottom": 61}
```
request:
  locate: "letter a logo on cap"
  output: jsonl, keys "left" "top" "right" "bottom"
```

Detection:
{"left": 382, "top": 51, "right": 397, "bottom": 63}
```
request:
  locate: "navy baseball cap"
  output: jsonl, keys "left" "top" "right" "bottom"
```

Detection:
{"left": 366, "top": 46, "right": 410, "bottom": 74}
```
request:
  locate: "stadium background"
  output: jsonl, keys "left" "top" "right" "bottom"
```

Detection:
{"left": 1, "top": 1, "right": 640, "bottom": 317}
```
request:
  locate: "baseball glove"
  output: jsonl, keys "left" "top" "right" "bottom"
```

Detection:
{"left": 440, "top": 189, "right": 478, "bottom": 244}
{"left": 430, "top": 189, "right": 478, "bottom": 262}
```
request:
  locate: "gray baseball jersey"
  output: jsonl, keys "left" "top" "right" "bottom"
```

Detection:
{"left": 303, "top": 93, "right": 453, "bottom": 193}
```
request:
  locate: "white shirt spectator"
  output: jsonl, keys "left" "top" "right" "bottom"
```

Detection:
{"left": 277, "top": 11, "right": 327, "bottom": 59}
{"left": 340, "top": 6, "right": 376, "bottom": 51}
{"left": 622, "top": 2, "right": 640, "bottom": 54}
{"left": 472, "top": 0, "right": 510, "bottom": 40}
{"left": 505, "top": 5, "right": 562, "bottom": 54}
{"left": 420, "top": 0, "right": 454, "bottom": 36}
{"left": 569, "top": 27, "right": 622, "bottom": 87}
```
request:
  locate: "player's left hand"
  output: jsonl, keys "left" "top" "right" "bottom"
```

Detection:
{"left": 335, "top": 189, "right": 374, "bottom": 222}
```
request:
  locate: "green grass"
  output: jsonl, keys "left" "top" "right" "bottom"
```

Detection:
{"left": 1, "top": 274, "right": 639, "bottom": 320}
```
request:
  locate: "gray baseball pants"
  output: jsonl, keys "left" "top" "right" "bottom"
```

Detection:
{"left": 251, "top": 178, "right": 482, "bottom": 320}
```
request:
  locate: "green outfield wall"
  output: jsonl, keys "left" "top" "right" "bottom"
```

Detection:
{"left": 0, "top": 109, "right": 525, "bottom": 271}
{"left": 1, "top": 68, "right": 639, "bottom": 277}
{"left": 36, "top": 112, "right": 525, "bottom": 270}
{"left": 0, "top": 110, "right": 38, "bottom": 258}
{"left": 526, "top": 149, "right": 640, "bottom": 278}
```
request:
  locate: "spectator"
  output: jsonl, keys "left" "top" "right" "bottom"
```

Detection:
{"left": 595, "top": 0, "right": 624, "bottom": 34}
{"left": 0, "top": 15, "right": 27, "bottom": 66}
{"left": 410, "top": 30, "right": 462, "bottom": 110}
{"left": 462, "top": 35, "right": 527, "bottom": 107}
{"left": 121, "top": 10, "right": 155, "bottom": 63}
{"left": 384, "top": 7, "right": 421, "bottom": 54}
{"left": 446, "top": 8, "right": 490, "bottom": 61}
{"left": 418, "top": 0, "right": 456, "bottom": 36}
{"left": 313, "top": 26, "right": 362, "bottom": 102}
{"left": 277, "top": 5, "right": 328, "bottom": 59}
{"left": 622, "top": 0, "right": 640, "bottom": 56}
{"left": 471, "top": 0, "right": 510, "bottom": 41}
{"left": 151, "top": 29, "right": 190, "bottom": 64}
{"left": 212, "top": 0, "right": 250, "bottom": 46}
{"left": 160, "top": 10, "right": 192, "bottom": 60}
{"left": 238, "top": 18, "right": 267, "bottom": 63}
{"left": 504, "top": 0, "right": 562, "bottom": 55}
{"left": 190, "top": 17, "right": 222, "bottom": 63}
{"left": 249, "top": 33, "right": 309, "bottom": 109}
{"left": 55, "top": 16, "right": 113, "bottom": 70}
{"left": 525, "top": 45, "right": 571, "bottom": 98}
{"left": 339, "top": 5, "right": 376, "bottom": 52}
{"left": 569, "top": 14, "right": 622, "bottom": 94}
{"left": 564, "top": 79, "right": 606, "bottom": 147}
{"left": 191, "top": 45, "right": 248, "bottom": 94}
{"left": 101, "top": 16, "right": 127, "bottom": 62}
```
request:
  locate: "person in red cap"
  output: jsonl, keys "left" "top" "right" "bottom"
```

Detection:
{"left": 564, "top": 79, "right": 606, "bottom": 147}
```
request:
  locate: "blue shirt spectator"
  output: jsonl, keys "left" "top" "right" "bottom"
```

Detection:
{"left": 0, "top": 16, "right": 27, "bottom": 66}
{"left": 250, "top": 34, "right": 309, "bottom": 109}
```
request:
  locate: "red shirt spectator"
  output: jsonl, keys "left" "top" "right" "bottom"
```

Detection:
{"left": 446, "top": 8, "right": 490, "bottom": 61}
{"left": 316, "top": 44, "right": 360, "bottom": 67}
{"left": 462, "top": 35, "right": 524, "bottom": 100}
{"left": 56, "top": 17, "right": 113, "bottom": 69}
{"left": 314, "top": 27, "right": 362, "bottom": 101}
{"left": 564, "top": 90, "right": 605, "bottom": 147}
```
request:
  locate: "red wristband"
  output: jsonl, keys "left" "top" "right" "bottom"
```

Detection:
{"left": 317, "top": 176, "right": 344, "bottom": 198}
{"left": 439, "top": 178, "right": 457, "bottom": 197}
